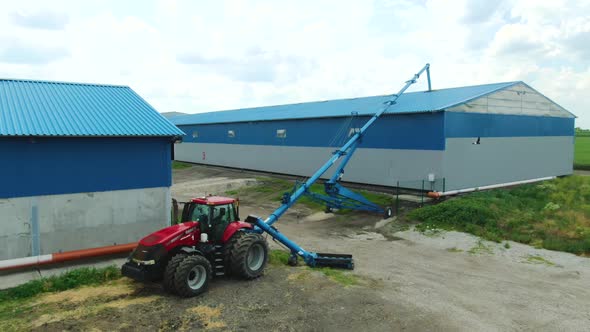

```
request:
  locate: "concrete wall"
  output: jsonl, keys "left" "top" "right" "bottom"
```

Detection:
{"left": 442, "top": 136, "right": 574, "bottom": 191}
{"left": 0, "top": 187, "right": 170, "bottom": 260}
{"left": 175, "top": 142, "right": 443, "bottom": 188}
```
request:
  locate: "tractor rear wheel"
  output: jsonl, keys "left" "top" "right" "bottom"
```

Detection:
{"left": 173, "top": 255, "right": 212, "bottom": 297}
{"left": 228, "top": 233, "right": 269, "bottom": 279}
{"left": 163, "top": 253, "right": 186, "bottom": 294}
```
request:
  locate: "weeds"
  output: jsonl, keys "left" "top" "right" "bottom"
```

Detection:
{"left": 316, "top": 268, "right": 358, "bottom": 286}
{"left": 235, "top": 176, "right": 392, "bottom": 213}
{"left": 0, "top": 266, "right": 121, "bottom": 302}
{"left": 269, "top": 249, "right": 358, "bottom": 286}
{"left": 409, "top": 176, "right": 590, "bottom": 255}
{"left": 524, "top": 255, "right": 556, "bottom": 266}
{"left": 468, "top": 240, "right": 494, "bottom": 255}
{"left": 269, "top": 249, "right": 291, "bottom": 266}
{"left": 446, "top": 247, "right": 463, "bottom": 253}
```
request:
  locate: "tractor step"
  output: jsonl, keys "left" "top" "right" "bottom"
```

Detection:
{"left": 313, "top": 253, "right": 354, "bottom": 270}
{"left": 212, "top": 245, "right": 226, "bottom": 277}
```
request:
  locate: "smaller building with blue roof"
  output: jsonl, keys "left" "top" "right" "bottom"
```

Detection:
{"left": 172, "top": 81, "right": 574, "bottom": 192}
{"left": 0, "top": 79, "right": 184, "bottom": 260}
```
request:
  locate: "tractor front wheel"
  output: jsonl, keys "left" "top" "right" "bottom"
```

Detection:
{"left": 228, "top": 233, "right": 269, "bottom": 279}
{"left": 173, "top": 255, "right": 212, "bottom": 298}
{"left": 384, "top": 207, "right": 393, "bottom": 219}
{"left": 163, "top": 253, "right": 187, "bottom": 294}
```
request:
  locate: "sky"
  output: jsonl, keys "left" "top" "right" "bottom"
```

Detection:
{"left": 0, "top": 0, "right": 589, "bottom": 126}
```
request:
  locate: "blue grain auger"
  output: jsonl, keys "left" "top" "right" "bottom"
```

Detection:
{"left": 248, "top": 63, "right": 432, "bottom": 269}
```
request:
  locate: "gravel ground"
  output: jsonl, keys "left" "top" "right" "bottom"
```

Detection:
{"left": 5, "top": 164, "right": 588, "bottom": 331}
{"left": 176, "top": 164, "right": 590, "bottom": 331}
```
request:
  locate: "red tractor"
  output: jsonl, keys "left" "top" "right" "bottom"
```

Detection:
{"left": 122, "top": 196, "right": 269, "bottom": 297}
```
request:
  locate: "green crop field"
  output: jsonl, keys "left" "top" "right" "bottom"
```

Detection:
{"left": 575, "top": 136, "right": 590, "bottom": 170}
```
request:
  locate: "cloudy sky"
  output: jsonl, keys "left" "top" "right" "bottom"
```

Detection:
{"left": 1, "top": 0, "right": 589, "bottom": 126}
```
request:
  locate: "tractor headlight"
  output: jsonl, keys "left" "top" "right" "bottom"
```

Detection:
{"left": 131, "top": 258, "right": 156, "bottom": 265}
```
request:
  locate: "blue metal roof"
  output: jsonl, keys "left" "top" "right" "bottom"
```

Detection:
{"left": 0, "top": 79, "right": 184, "bottom": 137}
{"left": 172, "top": 81, "right": 520, "bottom": 125}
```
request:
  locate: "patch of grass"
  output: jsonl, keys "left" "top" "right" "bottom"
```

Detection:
{"left": 0, "top": 266, "right": 123, "bottom": 329}
{"left": 524, "top": 255, "right": 556, "bottom": 266}
{"left": 269, "top": 250, "right": 358, "bottom": 286}
{"left": 225, "top": 189, "right": 239, "bottom": 196}
{"left": 172, "top": 161, "right": 193, "bottom": 169}
{"left": 575, "top": 136, "right": 590, "bottom": 169}
{"left": 269, "top": 249, "right": 291, "bottom": 266}
{"left": 446, "top": 247, "right": 463, "bottom": 253}
{"left": 504, "top": 242, "right": 511, "bottom": 249}
{"left": 468, "top": 240, "right": 494, "bottom": 255}
{"left": 239, "top": 176, "right": 392, "bottom": 213}
{"left": 0, "top": 266, "right": 121, "bottom": 303}
{"left": 409, "top": 176, "right": 590, "bottom": 255}
{"left": 316, "top": 267, "right": 358, "bottom": 286}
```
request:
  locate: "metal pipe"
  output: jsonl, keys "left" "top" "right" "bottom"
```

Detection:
{"left": 427, "top": 177, "right": 555, "bottom": 198}
{"left": 426, "top": 64, "right": 432, "bottom": 91}
{"left": 0, "top": 243, "right": 137, "bottom": 271}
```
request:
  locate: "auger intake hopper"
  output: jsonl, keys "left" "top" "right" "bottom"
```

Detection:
{"left": 314, "top": 253, "right": 354, "bottom": 270}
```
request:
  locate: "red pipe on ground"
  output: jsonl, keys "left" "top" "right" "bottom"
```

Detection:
{"left": 0, "top": 243, "right": 137, "bottom": 271}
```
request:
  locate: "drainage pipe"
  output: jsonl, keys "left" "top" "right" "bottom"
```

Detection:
{"left": 0, "top": 242, "right": 137, "bottom": 271}
{"left": 427, "top": 176, "right": 556, "bottom": 198}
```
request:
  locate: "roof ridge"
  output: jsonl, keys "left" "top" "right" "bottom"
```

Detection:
{"left": 173, "top": 81, "right": 520, "bottom": 119}
{"left": 0, "top": 78, "right": 129, "bottom": 88}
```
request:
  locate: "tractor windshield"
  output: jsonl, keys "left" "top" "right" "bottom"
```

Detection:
{"left": 191, "top": 204, "right": 211, "bottom": 224}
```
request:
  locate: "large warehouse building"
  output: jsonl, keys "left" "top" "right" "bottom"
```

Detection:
{"left": 172, "top": 81, "right": 574, "bottom": 192}
{"left": 0, "top": 79, "right": 183, "bottom": 261}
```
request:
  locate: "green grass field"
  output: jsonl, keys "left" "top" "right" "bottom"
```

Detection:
{"left": 407, "top": 176, "right": 590, "bottom": 255}
{"left": 574, "top": 136, "right": 590, "bottom": 170}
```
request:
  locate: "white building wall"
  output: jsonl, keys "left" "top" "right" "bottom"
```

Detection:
{"left": 442, "top": 136, "right": 574, "bottom": 191}
{"left": 175, "top": 143, "right": 444, "bottom": 188}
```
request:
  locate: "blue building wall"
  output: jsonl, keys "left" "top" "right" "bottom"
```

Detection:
{"left": 177, "top": 112, "right": 446, "bottom": 150}
{"left": 176, "top": 112, "right": 574, "bottom": 154}
{"left": 444, "top": 112, "right": 574, "bottom": 138}
{"left": 0, "top": 137, "right": 172, "bottom": 198}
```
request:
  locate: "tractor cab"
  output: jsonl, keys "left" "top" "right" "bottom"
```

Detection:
{"left": 181, "top": 196, "right": 240, "bottom": 242}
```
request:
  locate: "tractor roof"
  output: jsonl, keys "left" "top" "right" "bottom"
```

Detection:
{"left": 191, "top": 196, "right": 236, "bottom": 205}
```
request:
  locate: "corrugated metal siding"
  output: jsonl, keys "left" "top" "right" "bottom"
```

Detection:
{"left": 0, "top": 79, "right": 184, "bottom": 136}
{"left": 175, "top": 143, "right": 444, "bottom": 189}
{"left": 172, "top": 81, "right": 519, "bottom": 125}
{"left": 0, "top": 137, "right": 172, "bottom": 198}
{"left": 443, "top": 136, "right": 573, "bottom": 191}
{"left": 444, "top": 113, "right": 575, "bottom": 138}
{"left": 177, "top": 113, "right": 446, "bottom": 150}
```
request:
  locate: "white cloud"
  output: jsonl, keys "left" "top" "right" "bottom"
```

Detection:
{"left": 0, "top": 0, "right": 587, "bottom": 126}
{"left": 11, "top": 9, "right": 69, "bottom": 30}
